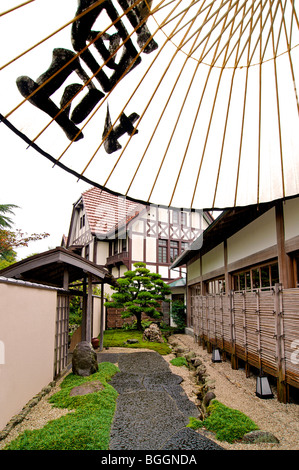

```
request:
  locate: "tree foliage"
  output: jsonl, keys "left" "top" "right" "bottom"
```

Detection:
{"left": 105, "top": 262, "right": 171, "bottom": 330}
{"left": 0, "top": 204, "right": 50, "bottom": 267}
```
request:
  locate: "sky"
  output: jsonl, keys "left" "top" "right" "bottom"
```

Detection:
{"left": 1, "top": 1, "right": 299, "bottom": 260}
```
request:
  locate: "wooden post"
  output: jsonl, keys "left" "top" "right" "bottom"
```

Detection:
{"left": 81, "top": 277, "right": 87, "bottom": 341}
{"left": 275, "top": 283, "right": 287, "bottom": 403}
{"left": 86, "top": 274, "right": 93, "bottom": 343}
{"left": 276, "top": 202, "right": 293, "bottom": 288}
{"left": 230, "top": 291, "right": 238, "bottom": 369}
{"left": 99, "top": 282, "right": 105, "bottom": 351}
{"left": 256, "top": 290, "right": 262, "bottom": 372}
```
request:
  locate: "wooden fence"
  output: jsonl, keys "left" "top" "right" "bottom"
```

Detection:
{"left": 190, "top": 284, "right": 299, "bottom": 402}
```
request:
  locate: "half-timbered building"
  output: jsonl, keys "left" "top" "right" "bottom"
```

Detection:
{"left": 65, "top": 187, "right": 213, "bottom": 292}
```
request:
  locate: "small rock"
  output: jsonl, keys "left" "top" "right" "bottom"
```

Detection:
{"left": 143, "top": 323, "right": 164, "bottom": 343}
{"left": 203, "top": 391, "right": 216, "bottom": 408}
{"left": 72, "top": 341, "right": 98, "bottom": 376}
{"left": 185, "top": 351, "right": 196, "bottom": 362}
{"left": 70, "top": 381, "right": 104, "bottom": 396}
{"left": 125, "top": 339, "right": 139, "bottom": 344}
{"left": 242, "top": 430, "right": 279, "bottom": 444}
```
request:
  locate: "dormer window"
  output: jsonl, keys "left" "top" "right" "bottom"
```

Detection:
{"left": 80, "top": 214, "right": 85, "bottom": 229}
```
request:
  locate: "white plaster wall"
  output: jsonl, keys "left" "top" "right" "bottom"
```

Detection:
{"left": 158, "top": 266, "right": 169, "bottom": 278}
{"left": 202, "top": 243, "right": 224, "bottom": 275}
{"left": 145, "top": 237, "right": 156, "bottom": 263}
{"left": 187, "top": 257, "right": 201, "bottom": 282}
{"left": 0, "top": 282, "right": 57, "bottom": 431}
{"left": 96, "top": 242, "right": 109, "bottom": 265}
{"left": 131, "top": 234, "right": 144, "bottom": 260}
{"left": 227, "top": 208, "right": 277, "bottom": 264}
{"left": 284, "top": 198, "right": 299, "bottom": 241}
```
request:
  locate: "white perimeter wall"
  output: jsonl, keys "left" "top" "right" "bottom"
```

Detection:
{"left": 0, "top": 281, "right": 57, "bottom": 431}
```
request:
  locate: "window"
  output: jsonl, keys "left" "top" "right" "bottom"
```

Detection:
{"left": 233, "top": 261, "right": 279, "bottom": 291}
{"left": 170, "top": 240, "right": 179, "bottom": 262}
{"left": 85, "top": 244, "right": 89, "bottom": 260}
{"left": 158, "top": 239, "right": 168, "bottom": 263}
{"left": 113, "top": 239, "right": 118, "bottom": 255}
{"left": 206, "top": 277, "right": 225, "bottom": 294}
{"left": 80, "top": 214, "right": 85, "bottom": 229}
{"left": 173, "top": 210, "right": 179, "bottom": 224}
{"left": 181, "top": 241, "right": 189, "bottom": 253}
{"left": 122, "top": 237, "right": 127, "bottom": 252}
{"left": 181, "top": 211, "right": 187, "bottom": 226}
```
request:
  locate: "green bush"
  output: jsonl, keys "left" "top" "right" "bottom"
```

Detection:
{"left": 4, "top": 363, "right": 119, "bottom": 450}
{"left": 170, "top": 357, "right": 188, "bottom": 367}
{"left": 187, "top": 400, "right": 259, "bottom": 443}
{"left": 170, "top": 301, "right": 186, "bottom": 331}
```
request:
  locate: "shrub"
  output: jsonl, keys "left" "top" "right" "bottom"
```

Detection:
{"left": 170, "top": 301, "right": 186, "bottom": 331}
{"left": 187, "top": 400, "right": 259, "bottom": 443}
{"left": 170, "top": 357, "right": 188, "bottom": 367}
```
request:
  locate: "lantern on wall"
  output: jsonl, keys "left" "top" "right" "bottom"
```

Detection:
{"left": 212, "top": 347, "right": 222, "bottom": 363}
{"left": 256, "top": 371, "right": 274, "bottom": 399}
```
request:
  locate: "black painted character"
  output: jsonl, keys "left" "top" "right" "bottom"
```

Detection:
{"left": 16, "top": 0, "right": 157, "bottom": 150}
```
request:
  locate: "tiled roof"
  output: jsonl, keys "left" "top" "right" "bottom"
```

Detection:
{"left": 81, "top": 187, "right": 145, "bottom": 235}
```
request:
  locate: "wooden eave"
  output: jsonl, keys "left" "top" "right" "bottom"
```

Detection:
{"left": 171, "top": 201, "right": 277, "bottom": 269}
{"left": 0, "top": 247, "right": 116, "bottom": 288}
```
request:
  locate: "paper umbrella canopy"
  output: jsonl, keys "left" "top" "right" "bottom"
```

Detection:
{"left": 1, "top": 0, "right": 299, "bottom": 210}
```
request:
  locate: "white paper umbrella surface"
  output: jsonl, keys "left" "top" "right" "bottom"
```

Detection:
{"left": 1, "top": 0, "right": 299, "bottom": 210}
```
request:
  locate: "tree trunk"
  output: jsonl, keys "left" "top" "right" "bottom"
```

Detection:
{"left": 136, "top": 313, "right": 143, "bottom": 331}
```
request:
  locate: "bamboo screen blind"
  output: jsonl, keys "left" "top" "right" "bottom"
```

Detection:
{"left": 191, "top": 286, "right": 299, "bottom": 389}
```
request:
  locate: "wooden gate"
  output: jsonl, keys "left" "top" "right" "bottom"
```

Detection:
{"left": 54, "top": 293, "right": 70, "bottom": 378}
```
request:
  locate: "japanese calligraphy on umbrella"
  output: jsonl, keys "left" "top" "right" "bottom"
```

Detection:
{"left": 1, "top": 0, "right": 299, "bottom": 210}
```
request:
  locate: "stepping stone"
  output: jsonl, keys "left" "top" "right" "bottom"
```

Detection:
{"left": 69, "top": 381, "right": 104, "bottom": 396}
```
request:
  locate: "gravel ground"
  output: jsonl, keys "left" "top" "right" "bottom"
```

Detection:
{"left": 1, "top": 334, "right": 298, "bottom": 451}
{"left": 165, "top": 334, "right": 299, "bottom": 451}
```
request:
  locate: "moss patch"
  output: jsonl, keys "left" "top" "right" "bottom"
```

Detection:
{"left": 4, "top": 362, "right": 119, "bottom": 450}
{"left": 187, "top": 400, "right": 259, "bottom": 443}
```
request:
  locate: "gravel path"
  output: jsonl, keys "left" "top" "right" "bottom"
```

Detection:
{"left": 105, "top": 350, "right": 223, "bottom": 450}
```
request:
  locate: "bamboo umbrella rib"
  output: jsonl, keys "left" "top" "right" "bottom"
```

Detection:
{"left": 151, "top": 0, "right": 233, "bottom": 59}
{"left": 212, "top": 2, "right": 248, "bottom": 207}
{"left": 270, "top": 2, "right": 285, "bottom": 199}
{"left": 0, "top": 0, "right": 36, "bottom": 17}
{"left": 190, "top": 0, "right": 238, "bottom": 209}
{"left": 257, "top": 1, "right": 262, "bottom": 205}
{"left": 234, "top": 0, "right": 254, "bottom": 206}
{"left": 278, "top": 1, "right": 299, "bottom": 116}
{"left": 176, "top": 2, "right": 230, "bottom": 209}
{"left": 60, "top": 0, "right": 203, "bottom": 167}
{"left": 77, "top": 0, "right": 194, "bottom": 176}
{"left": 273, "top": 1, "right": 287, "bottom": 57}
{"left": 290, "top": 0, "right": 299, "bottom": 41}
{"left": 179, "top": 0, "right": 247, "bottom": 64}
{"left": 0, "top": 0, "right": 114, "bottom": 73}
{"left": 152, "top": 0, "right": 217, "bottom": 205}
{"left": 29, "top": 0, "right": 168, "bottom": 146}
{"left": 101, "top": 0, "right": 198, "bottom": 186}
{"left": 260, "top": 1, "right": 282, "bottom": 63}
{"left": 247, "top": 0, "right": 276, "bottom": 67}
{"left": 220, "top": 0, "right": 276, "bottom": 69}
{"left": 125, "top": 0, "right": 210, "bottom": 197}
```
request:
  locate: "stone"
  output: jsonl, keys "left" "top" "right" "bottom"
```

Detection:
{"left": 70, "top": 381, "right": 104, "bottom": 396}
{"left": 125, "top": 339, "right": 139, "bottom": 344}
{"left": 203, "top": 391, "right": 216, "bottom": 408}
{"left": 72, "top": 341, "right": 98, "bottom": 376}
{"left": 143, "top": 323, "right": 164, "bottom": 343}
{"left": 242, "top": 430, "right": 279, "bottom": 444}
{"left": 185, "top": 351, "right": 196, "bottom": 362}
